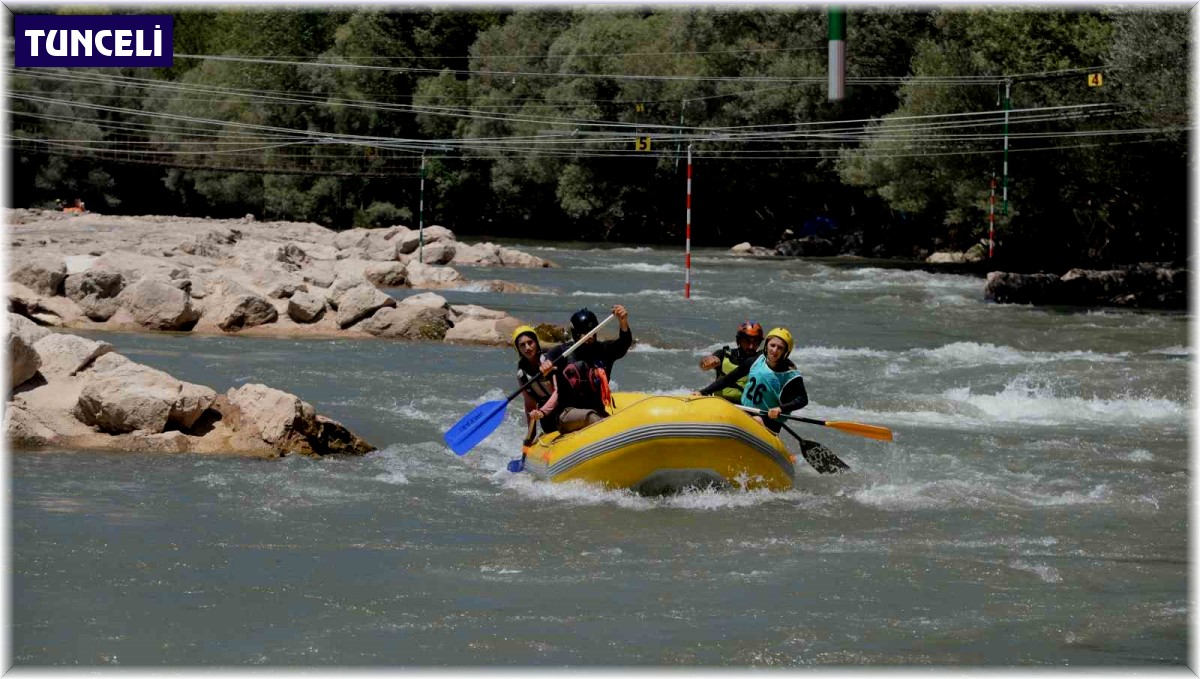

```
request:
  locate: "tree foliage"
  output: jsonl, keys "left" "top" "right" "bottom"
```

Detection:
{"left": 7, "top": 6, "right": 1188, "bottom": 267}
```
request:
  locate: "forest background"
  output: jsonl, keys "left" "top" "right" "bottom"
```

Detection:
{"left": 6, "top": 6, "right": 1191, "bottom": 271}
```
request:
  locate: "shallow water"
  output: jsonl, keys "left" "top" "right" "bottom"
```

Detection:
{"left": 11, "top": 244, "right": 1189, "bottom": 666}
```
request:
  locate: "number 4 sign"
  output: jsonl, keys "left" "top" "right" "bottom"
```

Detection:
{"left": 1087, "top": 73, "right": 1104, "bottom": 87}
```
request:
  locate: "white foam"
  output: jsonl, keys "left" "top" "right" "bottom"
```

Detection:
{"left": 1150, "top": 345, "right": 1190, "bottom": 356}
{"left": 1124, "top": 449, "right": 1154, "bottom": 462}
{"left": 579, "top": 262, "right": 682, "bottom": 274}
{"left": 1009, "top": 560, "right": 1062, "bottom": 583}
{"left": 914, "top": 342, "right": 1127, "bottom": 366}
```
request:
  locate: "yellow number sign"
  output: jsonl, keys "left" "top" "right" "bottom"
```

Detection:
{"left": 635, "top": 137, "right": 652, "bottom": 151}
{"left": 1087, "top": 73, "right": 1104, "bottom": 87}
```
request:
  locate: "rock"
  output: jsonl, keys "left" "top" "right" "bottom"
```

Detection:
{"left": 416, "top": 241, "right": 456, "bottom": 265}
{"left": 398, "top": 292, "right": 448, "bottom": 310}
{"left": 302, "top": 268, "right": 336, "bottom": 289}
{"left": 127, "top": 430, "right": 190, "bottom": 453}
{"left": 275, "top": 243, "right": 308, "bottom": 268}
{"left": 9, "top": 312, "right": 51, "bottom": 345}
{"left": 448, "top": 304, "right": 508, "bottom": 323}
{"left": 214, "top": 292, "right": 279, "bottom": 331}
{"left": 444, "top": 315, "right": 523, "bottom": 345}
{"left": 498, "top": 246, "right": 552, "bottom": 268}
{"left": 364, "top": 261, "right": 408, "bottom": 287}
{"left": 9, "top": 329, "right": 41, "bottom": 390}
{"left": 287, "top": 290, "right": 326, "bottom": 323}
{"left": 984, "top": 272, "right": 1062, "bottom": 305}
{"left": 4, "top": 404, "right": 59, "bottom": 448}
{"left": 173, "top": 382, "right": 217, "bottom": 430}
{"left": 219, "top": 383, "right": 373, "bottom": 456}
{"left": 117, "top": 277, "right": 201, "bottom": 330}
{"left": 730, "top": 242, "right": 752, "bottom": 253}
{"left": 64, "top": 268, "right": 124, "bottom": 301}
{"left": 12, "top": 253, "right": 67, "bottom": 296}
{"left": 74, "top": 353, "right": 215, "bottom": 434}
{"left": 334, "top": 284, "right": 396, "bottom": 328}
{"left": 534, "top": 323, "right": 571, "bottom": 344}
{"left": 264, "top": 279, "right": 307, "bottom": 299}
{"left": 451, "top": 242, "right": 503, "bottom": 267}
{"left": 398, "top": 226, "right": 455, "bottom": 255}
{"left": 405, "top": 260, "right": 464, "bottom": 288}
{"left": 775, "top": 237, "right": 839, "bottom": 257}
{"left": 75, "top": 354, "right": 179, "bottom": 433}
{"left": 76, "top": 295, "right": 121, "bottom": 321}
{"left": 32, "top": 333, "right": 113, "bottom": 379}
{"left": 333, "top": 228, "right": 372, "bottom": 250}
{"left": 964, "top": 243, "right": 987, "bottom": 263}
{"left": 326, "top": 274, "right": 368, "bottom": 309}
{"left": 359, "top": 305, "right": 451, "bottom": 340}
{"left": 729, "top": 242, "right": 774, "bottom": 257}
{"left": 926, "top": 251, "right": 967, "bottom": 264}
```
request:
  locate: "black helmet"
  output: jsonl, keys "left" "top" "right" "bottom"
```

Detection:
{"left": 570, "top": 308, "right": 600, "bottom": 339}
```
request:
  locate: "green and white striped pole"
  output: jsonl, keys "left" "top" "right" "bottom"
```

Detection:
{"left": 418, "top": 154, "right": 426, "bottom": 263}
{"left": 828, "top": 6, "right": 846, "bottom": 101}
{"left": 1002, "top": 80, "right": 1010, "bottom": 215}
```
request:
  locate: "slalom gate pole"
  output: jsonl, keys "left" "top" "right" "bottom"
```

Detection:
{"left": 685, "top": 143, "right": 692, "bottom": 299}
{"left": 989, "top": 173, "right": 996, "bottom": 258}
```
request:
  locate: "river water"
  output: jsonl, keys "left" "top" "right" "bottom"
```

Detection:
{"left": 11, "top": 244, "right": 1190, "bottom": 667}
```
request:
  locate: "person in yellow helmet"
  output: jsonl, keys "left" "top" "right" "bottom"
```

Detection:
{"left": 512, "top": 325, "right": 565, "bottom": 438}
{"left": 697, "top": 327, "right": 807, "bottom": 433}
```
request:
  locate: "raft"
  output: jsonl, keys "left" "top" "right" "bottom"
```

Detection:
{"left": 520, "top": 392, "right": 796, "bottom": 494}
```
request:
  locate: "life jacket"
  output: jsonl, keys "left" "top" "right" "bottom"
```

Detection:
{"left": 516, "top": 357, "right": 555, "bottom": 406}
{"left": 714, "top": 346, "right": 754, "bottom": 402}
{"left": 741, "top": 355, "right": 803, "bottom": 410}
{"left": 560, "top": 359, "right": 614, "bottom": 412}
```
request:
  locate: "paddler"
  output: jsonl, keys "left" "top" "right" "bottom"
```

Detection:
{"left": 512, "top": 325, "right": 564, "bottom": 443}
{"left": 697, "top": 327, "right": 807, "bottom": 433}
{"left": 699, "top": 320, "right": 764, "bottom": 403}
{"left": 542, "top": 304, "right": 632, "bottom": 433}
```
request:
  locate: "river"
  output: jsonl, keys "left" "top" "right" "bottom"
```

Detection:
{"left": 11, "top": 244, "right": 1190, "bottom": 667}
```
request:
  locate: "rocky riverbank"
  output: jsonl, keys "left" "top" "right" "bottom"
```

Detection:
{"left": 6, "top": 314, "right": 374, "bottom": 456}
{"left": 6, "top": 209, "right": 558, "bottom": 344}
{"left": 730, "top": 235, "right": 1188, "bottom": 310}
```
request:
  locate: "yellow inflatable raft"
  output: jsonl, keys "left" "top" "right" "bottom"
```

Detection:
{"left": 521, "top": 393, "right": 796, "bottom": 494}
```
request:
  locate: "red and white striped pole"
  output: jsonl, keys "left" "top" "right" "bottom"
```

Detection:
{"left": 685, "top": 143, "right": 693, "bottom": 299}
{"left": 988, "top": 173, "right": 996, "bottom": 258}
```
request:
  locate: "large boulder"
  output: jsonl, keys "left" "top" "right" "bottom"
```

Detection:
{"left": 218, "top": 383, "right": 374, "bottom": 456}
{"left": 444, "top": 315, "right": 523, "bottom": 345}
{"left": 75, "top": 353, "right": 216, "bottom": 433}
{"left": 117, "top": 277, "right": 201, "bottom": 330}
{"left": 334, "top": 284, "right": 396, "bottom": 328}
{"left": 398, "top": 225, "right": 455, "bottom": 255}
{"left": 287, "top": 290, "right": 327, "bottom": 323}
{"left": 64, "top": 268, "right": 125, "bottom": 301}
{"left": 4, "top": 404, "right": 59, "bottom": 448}
{"left": 451, "top": 242, "right": 503, "bottom": 267}
{"left": 11, "top": 253, "right": 67, "bottom": 296}
{"left": 983, "top": 272, "right": 1062, "bottom": 305}
{"left": 8, "top": 329, "right": 40, "bottom": 390}
{"left": 359, "top": 305, "right": 451, "bottom": 340}
{"left": 213, "top": 292, "right": 279, "bottom": 331}
{"left": 364, "top": 261, "right": 408, "bottom": 288}
{"left": 9, "top": 312, "right": 51, "bottom": 345}
{"left": 32, "top": 333, "right": 113, "bottom": 379}
{"left": 405, "top": 260, "right": 464, "bottom": 288}
{"left": 415, "top": 241, "right": 456, "bottom": 266}
{"left": 64, "top": 268, "right": 126, "bottom": 321}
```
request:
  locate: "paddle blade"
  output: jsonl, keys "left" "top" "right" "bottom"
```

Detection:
{"left": 444, "top": 400, "right": 508, "bottom": 455}
{"left": 826, "top": 420, "right": 894, "bottom": 441}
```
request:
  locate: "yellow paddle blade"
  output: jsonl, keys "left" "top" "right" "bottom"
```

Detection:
{"left": 826, "top": 420, "right": 894, "bottom": 441}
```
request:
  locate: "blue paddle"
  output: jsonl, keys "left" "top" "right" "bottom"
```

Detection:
{"left": 444, "top": 313, "right": 616, "bottom": 456}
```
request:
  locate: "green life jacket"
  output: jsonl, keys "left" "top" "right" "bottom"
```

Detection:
{"left": 714, "top": 346, "right": 750, "bottom": 403}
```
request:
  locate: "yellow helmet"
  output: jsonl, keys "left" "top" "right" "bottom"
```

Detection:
{"left": 511, "top": 325, "right": 539, "bottom": 349}
{"left": 765, "top": 327, "right": 793, "bottom": 355}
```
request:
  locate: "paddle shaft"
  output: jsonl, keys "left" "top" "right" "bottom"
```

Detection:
{"left": 733, "top": 404, "right": 893, "bottom": 441}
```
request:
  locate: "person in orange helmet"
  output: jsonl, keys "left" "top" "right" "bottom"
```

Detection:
{"left": 698, "top": 320, "right": 764, "bottom": 403}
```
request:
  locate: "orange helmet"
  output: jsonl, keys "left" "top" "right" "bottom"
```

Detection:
{"left": 736, "top": 320, "right": 764, "bottom": 344}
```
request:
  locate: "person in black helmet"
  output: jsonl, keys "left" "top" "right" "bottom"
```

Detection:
{"left": 542, "top": 304, "right": 631, "bottom": 433}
